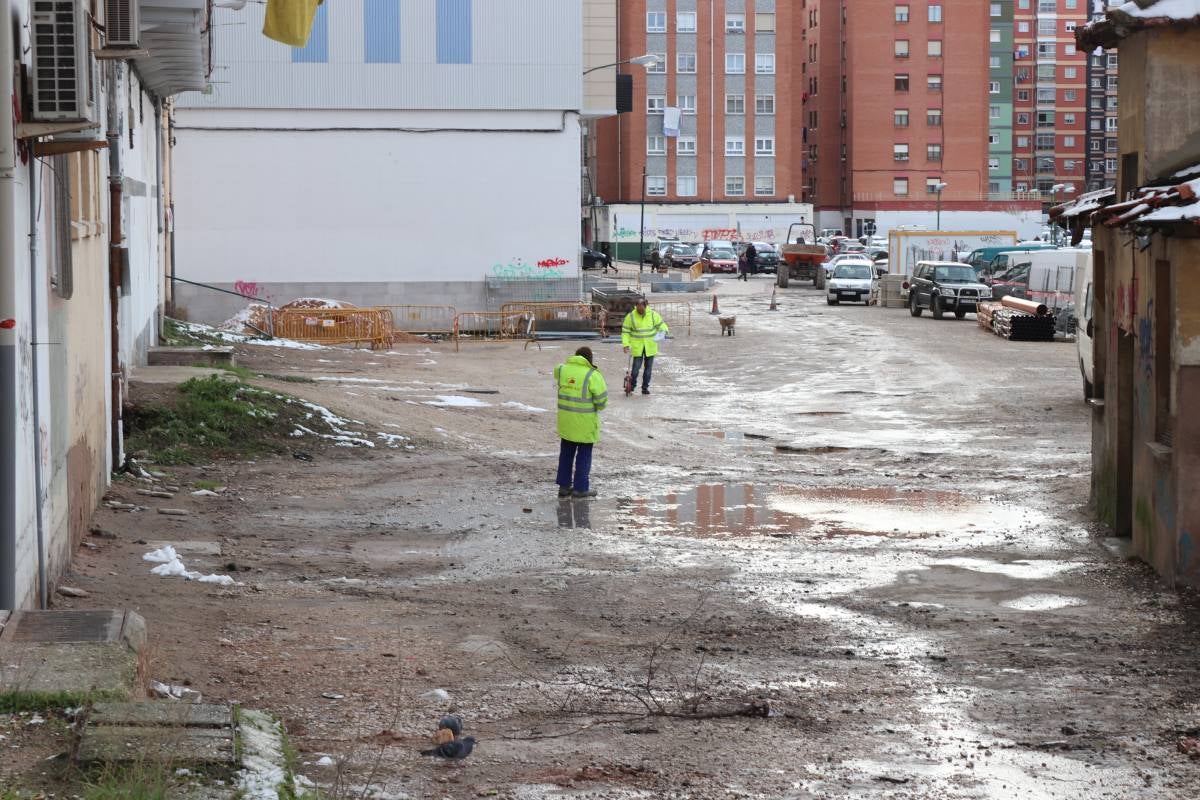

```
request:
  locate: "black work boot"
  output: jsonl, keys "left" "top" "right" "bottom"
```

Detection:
{"left": 558, "top": 486, "right": 572, "bottom": 499}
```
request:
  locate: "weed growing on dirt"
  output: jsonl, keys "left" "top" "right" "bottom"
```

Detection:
{"left": 0, "top": 690, "right": 106, "bottom": 715}
{"left": 81, "top": 763, "right": 174, "bottom": 800}
{"left": 125, "top": 377, "right": 303, "bottom": 465}
{"left": 161, "top": 318, "right": 224, "bottom": 347}
{"left": 193, "top": 479, "right": 222, "bottom": 491}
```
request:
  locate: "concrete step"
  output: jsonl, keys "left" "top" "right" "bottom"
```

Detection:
{"left": 148, "top": 346, "right": 236, "bottom": 368}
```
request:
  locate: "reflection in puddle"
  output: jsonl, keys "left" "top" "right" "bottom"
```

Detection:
{"left": 619, "top": 484, "right": 1037, "bottom": 539}
{"left": 556, "top": 499, "right": 592, "bottom": 530}
{"left": 1001, "top": 593, "right": 1086, "bottom": 611}
{"left": 928, "top": 557, "right": 1083, "bottom": 581}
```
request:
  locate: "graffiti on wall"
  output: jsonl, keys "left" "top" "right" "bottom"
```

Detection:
{"left": 537, "top": 257, "right": 569, "bottom": 268}
{"left": 233, "top": 280, "right": 262, "bottom": 299}
{"left": 491, "top": 259, "right": 566, "bottom": 280}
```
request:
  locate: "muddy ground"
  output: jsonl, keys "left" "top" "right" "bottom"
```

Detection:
{"left": 37, "top": 276, "right": 1200, "bottom": 797}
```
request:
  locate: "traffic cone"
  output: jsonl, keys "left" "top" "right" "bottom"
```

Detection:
{"left": 710, "top": 293, "right": 720, "bottom": 315}
{"left": 769, "top": 288, "right": 778, "bottom": 311}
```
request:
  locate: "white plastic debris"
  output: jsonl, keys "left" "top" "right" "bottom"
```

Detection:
{"left": 315, "top": 756, "right": 335, "bottom": 767}
{"left": 143, "top": 545, "right": 240, "bottom": 587}
{"left": 422, "top": 688, "right": 451, "bottom": 702}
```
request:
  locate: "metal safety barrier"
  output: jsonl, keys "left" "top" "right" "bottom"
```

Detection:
{"left": 381, "top": 305, "right": 457, "bottom": 335}
{"left": 453, "top": 311, "right": 536, "bottom": 352}
{"left": 272, "top": 308, "right": 395, "bottom": 350}
{"left": 648, "top": 300, "right": 694, "bottom": 337}
{"left": 500, "top": 302, "right": 606, "bottom": 334}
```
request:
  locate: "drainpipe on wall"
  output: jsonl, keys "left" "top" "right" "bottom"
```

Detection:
{"left": 0, "top": 0, "right": 18, "bottom": 608}
{"left": 106, "top": 62, "right": 124, "bottom": 470}
{"left": 27, "top": 143, "right": 46, "bottom": 610}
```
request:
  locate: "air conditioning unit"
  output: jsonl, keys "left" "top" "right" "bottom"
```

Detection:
{"left": 105, "top": 0, "right": 141, "bottom": 47}
{"left": 30, "top": 0, "right": 97, "bottom": 123}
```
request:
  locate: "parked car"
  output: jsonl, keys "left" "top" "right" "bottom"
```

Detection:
{"left": 667, "top": 243, "right": 702, "bottom": 269}
{"left": 817, "top": 254, "right": 873, "bottom": 289}
{"left": 907, "top": 261, "right": 992, "bottom": 320}
{"left": 826, "top": 262, "right": 875, "bottom": 305}
{"left": 737, "top": 241, "right": 781, "bottom": 274}
{"left": 642, "top": 238, "right": 680, "bottom": 266}
{"left": 699, "top": 243, "right": 739, "bottom": 273}
{"left": 580, "top": 245, "right": 610, "bottom": 271}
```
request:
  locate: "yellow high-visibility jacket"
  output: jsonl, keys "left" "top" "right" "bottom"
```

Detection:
{"left": 554, "top": 355, "right": 608, "bottom": 444}
{"left": 621, "top": 308, "right": 669, "bottom": 357}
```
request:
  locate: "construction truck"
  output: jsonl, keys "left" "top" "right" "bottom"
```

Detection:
{"left": 778, "top": 223, "right": 827, "bottom": 287}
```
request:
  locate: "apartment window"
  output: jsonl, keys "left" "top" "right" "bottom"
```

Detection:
{"left": 727, "top": 94, "right": 745, "bottom": 114}
{"left": 1106, "top": 117, "right": 1118, "bottom": 131}
{"left": 1064, "top": 160, "right": 1076, "bottom": 171}
{"left": 1038, "top": 87, "right": 1056, "bottom": 103}
{"left": 678, "top": 94, "right": 696, "bottom": 115}
{"left": 677, "top": 12, "right": 697, "bottom": 32}
{"left": 895, "top": 39, "right": 910, "bottom": 58}
{"left": 1038, "top": 64, "right": 1056, "bottom": 80}
{"left": 1018, "top": 90, "right": 1030, "bottom": 101}
{"left": 927, "top": 40, "right": 942, "bottom": 57}
{"left": 646, "top": 176, "right": 667, "bottom": 196}
{"left": 677, "top": 136, "right": 697, "bottom": 155}
{"left": 726, "top": 53, "right": 746, "bottom": 74}
{"left": 1106, "top": 157, "right": 1118, "bottom": 172}
{"left": 646, "top": 12, "right": 666, "bottom": 32}
{"left": 1064, "top": 67, "right": 1077, "bottom": 79}
{"left": 928, "top": 4, "right": 943, "bottom": 22}
{"left": 1038, "top": 18, "right": 1055, "bottom": 35}
{"left": 1038, "top": 0, "right": 1055, "bottom": 13}
{"left": 1064, "top": 90, "right": 1077, "bottom": 102}
{"left": 1017, "top": 136, "right": 1029, "bottom": 147}
{"left": 894, "top": 143, "right": 910, "bottom": 161}
{"left": 755, "top": 137, "right": 776, "bottom": 156}
{"left": 1066, "top": 0, "right": 1077, "bottom": 8}
{"left": 990, "top": 55, "right": 1002, "bottom": 69}
{"left": 1015, "top": 158, "right": 1027, "bottom": 170}
{"left": 1107, "top": 75, "right": 1118, "bottom": 90}
{"left": 1107, "top": 54, "right": 1119, "bottom": 68}
{"left": 989, "top": 81, "right": 1000, "bottom": 94}
{"left": 1106, "top": 138, "right": 1118, "bottom": 151}
{"left": 1037, "top": 110, "right": 1055, "bottom": 127}
{"left": 927, "top": 74, "right": 943, "bottom": 91}
{"left": 726, "top": 14, "right": 746, "bottom": 33}
{"left": 926, "top": 177, "right": 944, "bottom": 193}
{"left": 647, "top": 95, "right": 665, "bottom": 114}
{"left": 895, "top": 5, "right": 910, "bottom": 23}
{"left": 1107, "top": 96, "right": 1118, "bottom": 110}
{"left": 648, "top": 54, "right": 666, "bottom": 73}
{"left": 989, "top": 158, "right": 1000, "bottom": 171}
{"left": 989, "top": 181, "right": 1001, "bottom": 193}
{"left": 1038, "top": 157, "right": 1055, "bottom": 171}
{"left": 678, "top": 53, "right": 697, "bottom": 74}
{"left": 895, "top": 73, "right": 910, "bottom": 91}
{"left": 809, "top": 110, "right": 819, "bottom": 128}
{"left": 755, "top": 53, "right": 776, "bottom": 74}
{"left": 894, "top": 177, "right": 909, "bottom": 196}
{"left": 1064, "top": 113, "right": 1076, "bottom": 125}
{"left": 1036, "top": 133, "right": 1055, "bottom": 148}
{"left": 1038, "top": 43, "right": 1055, "bottom": 58}
{"left": 1090, "top": 140, "right": 1102, "bottom": 152}
{"left": 990, "top": 3, "right": 1002, "bottom": 16}
{"left": 1018, "top": 21, "right": 1030, "bottom": 33}
{"left": 895, "top": 108, "right": 910, "bottom": 127}
{"left": 726, "top": 137, "right": 745, "bottom": 156}
{"left": 754, "top": 176, "right": 776, "bottom": 196}
{"left": 989, "top": 134, "right": 999, "bottom": 145}
{"left": 927, "top": 109, "right": 942, "bottom": 126}
{"left": 1018, "top": 113, "right": 1030, "bottom": 125}
{"left": 647, "top": 135, "right": 666, "bottom": 155}
{"left": 726, "top": 176, "right": 746, "bottom": 196}
{"left": 990, "top": 29, "right": 1001, "bottom": 43}
{"left": 756, "top": 94, "right": 775, "bottom": 115}
{"left": 1064, "top": 135, "right": 1076, "bottom": 147}
{"left": 1065, "top": 44, "right": 1076, "bottom": 56}
{"left": 928, "top": 143, "right": 943, "bottom": 161}
{"left": 755, "top": 13, "right": 775, "bottom": 32}
{"left": 677, "top": 176, "right": 698, "bottom": 197}
{"left": 1017, "top": 182, "right": 1029, "bottom": 192}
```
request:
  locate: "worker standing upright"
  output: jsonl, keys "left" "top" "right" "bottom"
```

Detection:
{"left": 621, "top": 298, "right": 669, "bottom": 395}
{"left": 554, "top": 347, "right": 608, "bottom": 499}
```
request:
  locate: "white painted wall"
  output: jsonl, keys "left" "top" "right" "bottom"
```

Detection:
{"left": 858, "top": 209, "right": 1045, "bottom": 241}
{"left": 172, "top": 108, "right": 581, "bottom": 307}
{"left": 600, "top": 203, "right": 816, "bottom": 244}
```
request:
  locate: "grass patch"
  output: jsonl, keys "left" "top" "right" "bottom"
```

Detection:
{"left": 125, "top": 377, "right": 308, "bottom": 465}
{"left": 261, "top": 373, "right": 317, "bottom": 384}
{"left": 193, "top": 479, "right": 221, "bottom": 492}
{"left": 0, "top": 690, "right": 117, "bottom": 714}
{"left": 81, "top": 763, "right": 175, "bottom": 800}
{"left": 215, "top": 363, "right": 257, "bottom": 382}
{"left": 161, "top": 318, "right": 224, "bottom": 347}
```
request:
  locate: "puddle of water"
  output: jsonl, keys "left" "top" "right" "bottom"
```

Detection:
{"left": 618, "top": 484, "right": 1038, "bottom": 540}
{"left": 928, "top": 557, "right": 1084, "bottom": 581}
{"left": 1001, "top": 593, "right": 1087, "bottom": 611}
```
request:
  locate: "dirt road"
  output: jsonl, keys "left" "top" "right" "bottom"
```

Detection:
{"left": 68, "top": 277, "right": 1200, "bottom": 798}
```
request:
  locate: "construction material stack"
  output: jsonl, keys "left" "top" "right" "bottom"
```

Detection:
{"left": 977, "top": 297, "right": 1057, "bottom": 342}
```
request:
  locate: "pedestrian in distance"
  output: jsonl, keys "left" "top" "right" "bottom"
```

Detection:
{"left": 622, "top": 298, "right": 669, "bottom": 395}
{"left": 741, "top": 242, "right": 757, "bottom": 281}
{"left": 554, "top": 347, "right": 608, "bottom": 499}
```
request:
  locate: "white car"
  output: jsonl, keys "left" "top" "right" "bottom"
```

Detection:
{"left": 827, "top": 262, "right": 875, "bottom": 305}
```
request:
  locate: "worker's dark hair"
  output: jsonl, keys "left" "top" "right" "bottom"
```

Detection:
{"left": 575, "top": 346, "right": 595, "bottom": 365}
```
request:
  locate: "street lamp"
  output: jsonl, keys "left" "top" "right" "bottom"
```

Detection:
{"left": 1050, "top": 184, "right": 1075, "bottom": 245}
{"left": 583, "top": 53, "right": 662, "bottom": 75}
{"left": 933, "top": 182, "right": 948, "bottom": 230}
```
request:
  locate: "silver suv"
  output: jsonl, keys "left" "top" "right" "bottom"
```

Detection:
{"left": 908, "top": 261, "right": 992, "bottom": 320}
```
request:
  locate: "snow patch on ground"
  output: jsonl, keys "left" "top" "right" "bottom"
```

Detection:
{"left": 143, "top": 545, "right": 239, "bottom": 586}
{"left": 423, "top": 395, "right": 492, "bottom": 408}
{"left": 175, "top": 321, "right": 323, "bottom": 350}
{"left": 502, "top": 401, "right": 547, "bottom": 413}
{"left": 237, "top": 709, "right": 306, "bottom": 800}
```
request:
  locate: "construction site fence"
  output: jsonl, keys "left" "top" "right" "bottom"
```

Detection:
{"left": 499, "top": 302, "right": 607, "bottom": 333}
{"left": 381, "top": 305, "right": 458, "bottom": 335}
{"left": 649, "top": 300, "right": 694, "bottom": 336}
{"left": 453, "top": 311, "right": 536, "bottom": 351}
{"left": 272, "top": 308, "right": 395, "bottom": 350}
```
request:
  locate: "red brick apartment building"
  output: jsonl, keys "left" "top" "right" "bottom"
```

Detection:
{"left": 804, "top": 0, "right": 1025, "bottom": 236}
{"left": 1012, "top": 0, "right": 1088, "bottom": 198}
{"left": 593, "top": 1, "right": 805, "bottom": 204}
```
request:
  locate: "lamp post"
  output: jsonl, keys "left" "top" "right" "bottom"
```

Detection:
{"left": 933, "top": 182, "right": 948, "bottom": 230}
{"left": 638, "top": 166, "right": 647, "bottom": 273}
{"left": 1049, "top": 183, "right": 1075, "bottom": 245}
{"left": 582, "top": 53, "right": 663, "bottom": 75}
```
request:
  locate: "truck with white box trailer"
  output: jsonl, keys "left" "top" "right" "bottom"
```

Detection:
{"left": 887, "top": 230, "right": 1018, "bottom": 278}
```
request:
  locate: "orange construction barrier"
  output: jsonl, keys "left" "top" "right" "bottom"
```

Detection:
{"left": 272, "top": 308, "right": 395, "bottom": 350}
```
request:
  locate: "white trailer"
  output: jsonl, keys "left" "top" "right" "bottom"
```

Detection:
{"left": 887, "top": 231, "right": 1018, "bottom": 277}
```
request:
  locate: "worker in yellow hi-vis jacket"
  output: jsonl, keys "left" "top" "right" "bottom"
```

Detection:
{"left": 621, "top": 298, "right": 669, "bottom": 395}
{"left": 554, "top": 347, "right": 608, "bottom": 499}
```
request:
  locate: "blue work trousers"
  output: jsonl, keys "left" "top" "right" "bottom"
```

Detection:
{"left": 631, "top": 355, "right": 655, "bottom": 390}
{"left": 557, "top": 439, "right": 594, "bottom": 493}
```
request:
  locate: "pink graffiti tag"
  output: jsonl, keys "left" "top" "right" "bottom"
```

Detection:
{"left": 702, "top": 229, "right": 739, "bottom": 241}
{"left": 233, "top": 280, "right": 261, "bottom": 299}
{"left": 537, "top": 257, "right": 569, "bottom": 268}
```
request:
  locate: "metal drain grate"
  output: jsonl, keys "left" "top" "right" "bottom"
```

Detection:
{"left": 6, "top": 610, "right": 126, "bottom": 643}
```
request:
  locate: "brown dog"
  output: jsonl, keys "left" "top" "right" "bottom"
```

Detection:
{"left": 718, "top": 315, "right": 736, "bottom": 336}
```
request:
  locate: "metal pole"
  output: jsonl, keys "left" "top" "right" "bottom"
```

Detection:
{"left": 936, "top": 189, "right": 942, "bottom": 230}
{"left": 638, "top": 165, "right": 646, "bottom": 273}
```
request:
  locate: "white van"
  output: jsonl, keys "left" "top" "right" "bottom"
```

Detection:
{"left": 1074, "top": 254, "right": 1095, "bottom": 399}
{"left": 990, "top": 249, "right": 1091, "bottom": 312}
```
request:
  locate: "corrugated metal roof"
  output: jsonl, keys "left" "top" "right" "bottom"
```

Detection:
{"left": 132, "top": 0, "right": 209, "bottom": 97}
